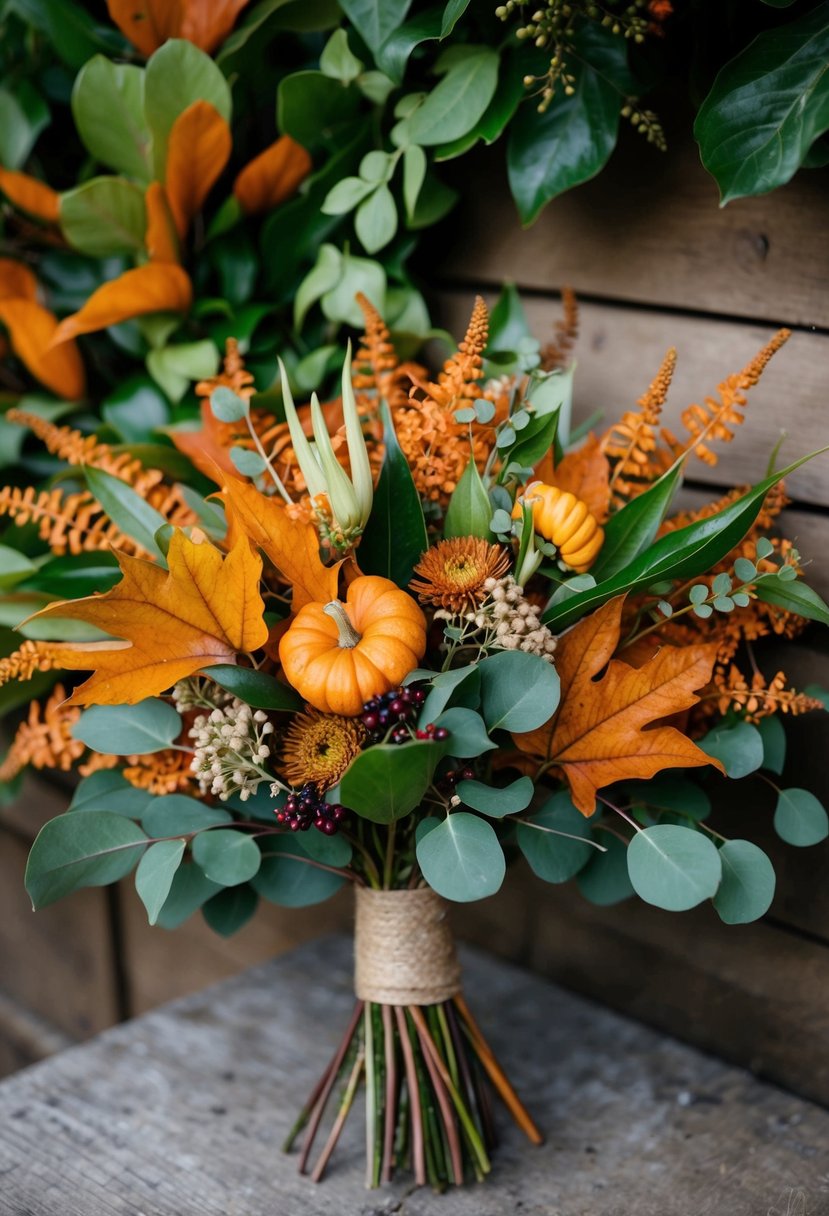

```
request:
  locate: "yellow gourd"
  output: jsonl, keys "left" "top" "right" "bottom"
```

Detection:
{"left": 513, "top": 483, "right": 604, "bottom": 573}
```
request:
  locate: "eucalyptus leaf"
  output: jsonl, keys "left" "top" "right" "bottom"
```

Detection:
{"left": 202, "top": 884, "right": 259, "bottom": 935}
{"left": 713, "top": 840, "right": 775, "bottom": 924}
{"left": 698, "top": 721, "right": 764, "bottom": 779}
{"left": 68, "top": 771, "right": 151, "bottom": 818}
{"left": 756, "top": 715, "right": 786, "bottom": 776}
{"left": 627, "top": 824, "right": 722, "bottom": 911}
{"left": 355, "top": 182, "right": 398, "bottom": 253}
{"left": 416, "top": 812, "right": 505, "bottom": 901}
{"left": 135, "top": 838, "right": 186, "bottom": 925}
{"left": 516, "top": 791, "right": 593, "bottom": 883}
{"left": 773, "top": 788, "right": 829, "bottom": 847}
{"left": 576, "top": 832, "right": 634, "bottom": 906}
{"left": 141, "top": 796, "right": 233, "bottom": 838}
{"left": 434, "top": 707, "right": 496, "bottom": 758}
{"left": 478, "top": 650, "right": 560, "bottom": 732}
{"left": 339, "top": 739, "right": 447, "bottom": 822}
{"left": 73, "top": 699, "right": 183, "bottom": 755}
{"left": 156, "top": 863, "right": 221, "bottom": 929}
{"left": 419, "top": 664, "right": 480, "bottom": 724}
{"left": 253, "top": 836, "right": 346, "bottom": 906}
{"left": 456, "top": 776, "right": 534, "bottom": 817}
{"left": 25, "top": 812, "right": 148, "bottom": 909}
{"left": 192, "top": 829, "right": 261, "bottom": 886}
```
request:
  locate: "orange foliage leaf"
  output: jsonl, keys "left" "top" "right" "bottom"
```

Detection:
{"left": 166, "top": 101, "right": 232, "bottom": 237}
{"left": 220, "top": 477, "right": 339, "bottom": 611}
{"left": 512, "top": 596, "right": 722, "bottom": 814}
{"left": 107, "top": 0, "right": 249, "bottom": 54}
{"left": 144, "top": 183, "right": 180, "bottom": 263}
{"left": 51, "top": 263, "right": 192, "bottom": 344}
{"left": 233, "top": 135, "right": 312, "bottom": 215}
{"left": 535, "top": 433, "right": 611, "bottom": 523}
{"left": 0, "top": 167, "right": 60, "bottom": 222}
{"left": 0, "top": 258, "right": 39, "bottom": 300}
{"left": 171, "top": 401, "right": 241, "bottom": 482}
{"left": 0, "top": 299, "right": 86, "bottom": 399}
{"left": 31, "top": 531, "right": 268, "bottom": 706}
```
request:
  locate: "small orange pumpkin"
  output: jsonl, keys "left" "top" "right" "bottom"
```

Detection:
{"left": 278, "top": 575, "right": 427, "bottom": 716}
{"left": 513, "top": 483, "right": 604, "bottom": 573}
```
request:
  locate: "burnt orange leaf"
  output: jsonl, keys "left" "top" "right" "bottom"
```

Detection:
{"left": 0, "top": 258, "right": 39, "bottom": 301}
{"left": 513, "top": 596, "right": 722, "bottom": 815}
{"left": 105, "top": 0, "right": 185, "bottom": 55}
{"left": 31, "top": 531, "right": 268, "bottom": 705}
{"left": 51, "top": 263, "right": 192, "bottom": 345}
{"left": 0, "top": 300, "right": 86, "bottom": 399}
{"left": 0, "top": 168, "right": 60, "bottom": 222}
{"left": 180, "top": 0, "right": 251, "bottom": 53}
{"left": 233, "top": 135, "right": 312, "bottom": 215}
{"left": 165, "top": 101, "right": 232, "bottom": 238}
{"left": 220, "top": 477, "right": 338, "bottom": 611}
{"left": 535, "top": 432, "right": 612, "bottom": 524}
{"left": 144, "top": 183, "right": 180, "bottom": 263}
{"left": 170, "top": 401, "right": 241, "bottom": 482}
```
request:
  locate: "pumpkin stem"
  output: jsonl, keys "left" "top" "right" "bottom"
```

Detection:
{"left": 323, "top": 600, "right": 362, "bottom": 649}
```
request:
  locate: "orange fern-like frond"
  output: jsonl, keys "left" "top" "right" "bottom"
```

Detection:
{"left": 0, "top": 639, "right": 60, "bottom": 688}
{"left": 601, "top": 347, "right": 677, "bottom": 506}
{"left": 195, "top": 337, "right": 255, "bottom": 404}
{"left": 678, "top": 329, "right": 790, "bottom": 466}
{"left": 78, "top": 747, "right": 196, "bottom": 794}
{"left": 540, "top": 286, "right": 579, "bottom": 371}
{"left": 0, "top": 685, "right": 84, "bottom": 782}
{"left": 714, "top": 666, "right": 824, "bottom": 723}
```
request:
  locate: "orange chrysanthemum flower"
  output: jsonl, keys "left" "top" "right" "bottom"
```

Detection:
{"left": 410, "top": 538, "right": 511, "bottom": 613}
{"left": 280, "top": 709, "right": 366, "bottom": 791}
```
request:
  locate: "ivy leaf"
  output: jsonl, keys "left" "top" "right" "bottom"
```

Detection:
{"left": 695, "top": 5, "right": 829, "bottom": 203}
{"left": 627, "top": 824, "right": 722, "bottom": 912}
{"left": 416, "top": 812, "right": 505, "bottom": 902}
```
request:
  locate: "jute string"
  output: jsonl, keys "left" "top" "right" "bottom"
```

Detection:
{"left": 354, "top": 887, "right": 461, "bottom": 1006}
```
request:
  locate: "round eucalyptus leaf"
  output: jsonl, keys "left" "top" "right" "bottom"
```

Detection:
{"left": 516, "top": 791, "right": 593, "bottom": 883}
{"left": 627, "top": 825, "right": 722, "bottom": 912}
{"left": 416, "top": 812, "right": 505, "bottom": 902}
{"left": 433, "top": 708, "right": 495, "bottom": 759}
{"left": 456, "top": 776, "right": 534, "bottom": 818}
{"left": 774, "top": 788, "right": 829, "bottom": 847}
{"left": 156, "top": 863, "right": 221, "bottom": 930}
{"left": 252, "top": 837, "right": 346, "bottom": 907}
{"left": 576, "top": 833, "right": 634, "bottom": 906}
{"left": 25, "top": 812, "right": 148, "bottom": 909}
{"left": 202, "top": 884, "right": 259, "bottom": 936}
{"left": 135, "top": 838, "right": 186, "bottom": 925}
{"left": 141, "top": 795, "right": 233, "bottom": 838}
{"left": 713, "top": 840, "right": 776, "bottom": 924}
{"left": 478, "top": 650, "right": 560, "bottom": 732}
{"left": 192, "top": 830, "right": 261, "bottom": 886}
{"left": 698, "top": 721, "right": 764, "bottom": 779}
{"left": 73, "top": 699, "right": 182, "bottom": 755}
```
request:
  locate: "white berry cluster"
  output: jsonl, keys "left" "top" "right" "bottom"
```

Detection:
{"left": 469, "top": 575, "right": 558, "bottom": 662}
{"left": 189, "top": 698, "right": 275, "bottom": 802}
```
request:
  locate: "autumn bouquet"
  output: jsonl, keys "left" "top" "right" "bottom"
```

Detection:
{"left": 1, "top": 293, "right": 827, "bottom": 1190}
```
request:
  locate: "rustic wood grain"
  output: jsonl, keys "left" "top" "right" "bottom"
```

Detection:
{"left": 433, "top": 130, "right": 829, "bottom": 329}
{"left": 0, "top": 992, "right": 72, "bottom": 1077}
{"left": 2, "top": 936, "right": 829, "bottom": 1216}
{"left": 433, "top": 289, "right": 829, "bottom": 507}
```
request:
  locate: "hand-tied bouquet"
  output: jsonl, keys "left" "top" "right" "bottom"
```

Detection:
{"left": 1, "top": 292, "right": 827, "bottom": 1189}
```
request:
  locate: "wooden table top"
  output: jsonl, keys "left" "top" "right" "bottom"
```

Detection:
{"left": 1, "top": 935, "right": 827, "bottom": 1215}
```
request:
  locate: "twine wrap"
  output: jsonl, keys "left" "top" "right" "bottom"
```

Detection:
{"left": 354, "top": 887, "right": 461, "bottom": 1006}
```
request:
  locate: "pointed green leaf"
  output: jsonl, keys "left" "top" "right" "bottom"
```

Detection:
{"left": 136, "top": 838, "right": 186, "bottom": 925}
{"left": 358, "top": 401, "right": 428, "bottom": 588}
{"left": 26, "top": 812, "right": 148, "bottom": 909}
{"left": 443, "top": 455, "right": 493, "bottom": 540}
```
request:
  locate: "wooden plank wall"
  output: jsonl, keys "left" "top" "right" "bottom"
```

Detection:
{"left": 1, "top": 126, "right": 827, "bottom": 1104}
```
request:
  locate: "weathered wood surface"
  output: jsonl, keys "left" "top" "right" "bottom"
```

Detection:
{"left": 435, "top": 131, "right": 829, "bottom": 329}
{"left": 2, "top": 937, "right": 829, "bottom": 1216}
{"left": 434, "top": 289, "right": 829, "bottom": 508}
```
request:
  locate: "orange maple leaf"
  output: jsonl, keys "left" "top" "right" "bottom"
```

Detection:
{"left": 0, "top": 299, "right": 86, "bottom": 399}
{"left": 166, "top": 101, "right": 232, "bottom": 238}
{"left": 233, "top": 135, "right": 313, "bottom": 215}
{"left": 51, "top": 264, "right": 192, "bottom": 344}
{"left": 513, "top": 596, "right": 722, "bottom": 814}
{"left": 535, "top": 432, "right": 611, "bottom": 523}
{"left": 219, "top": 477, "right": 339, "bottom": 611}
{"left": 30, "top": 531, "right": 267, "bottom": 705}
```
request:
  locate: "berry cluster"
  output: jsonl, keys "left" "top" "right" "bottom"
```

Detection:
{"left": 277, "top": 783, "right": 348, "bottom": 836}
{"left": 437, "top": 765, "right": 476, "bottom": 795}
{"left": 361, "top": 685, "right": 438, "bottom": 745}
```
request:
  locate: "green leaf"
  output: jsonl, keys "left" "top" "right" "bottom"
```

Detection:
{"left": 756, "top": 715, "right": 786, "bottom": 776}
{"left": 156, "top": 863, "right": 221, "bottom": 929}
{"left": 9, "top": 0, "right": 124, "bottom": 70}
{"left": 624, "top": 775, "right": 711, "bottom": 822}
{"left": 141, "top": 796, "right": 233, "bottom": 838}
{"left": 204, "top": 665, "right": 303, "bottom": 711}
{"left": 516, "top": 790, "right": 593, "bottom": 882}
{"left": 543, "top": 450, "right": 828, "bottom": 629}
{"left": 376, "top": 9, "right": 443, "bottom": 83}
{"left": 253, "top": 836, "right": 346, "bottom": 906}
{"left": 103, "top": 377, "right": 170, "bottom": 443}
{"left": 698, "top": 721, "right": 764, "bottom": 779}
{"left": 146, "top": 340, "right": 219, "bottom": 404}
{"left": 229, "top": 447, "right": 267, "bottom": 477}
{"left": 319, "top": 28, "right": 364, "bottom": 82}
{"left": 202, "top": 884, "right": 258, "bottom": 935}
{"left": 576, "top": 833, "right": 634, "bottom": 906}
{"left": 339, "top": 739, "right": 447, "bottom": 822}
{"left": 441, "top": 0, "right": 470, "bottom": 38}
{"left": 713, "top": 840, "right": 775, "bottom": 924}
{"left": 358, "top": 401, "right": 428, "bottom": 589}
{"left": 406, "top": 46, "right": 499, "bottom": 146}
{"left": 68, "top": 771, "right": 151, "bottom": 818}
{"left": 144, "top": 39, "right": 232, "bottom": 178}
{"left": 339, "top": 0, "right": 413, "bottom": 53}
{"left": 591, "top": 466, "right": 682, "bottom": 581}
{"left": 755, "top": 574, "right": 829, "bottom": 625}
{"left": 773, "top": 788, "right": 829, "bottom": 847}
{"left": 402, "top": 144, "right": 427, "bottom": 220}
{"left": 487, "top": 282, "right": 532, "bottom": 354}
{"left": 507, "top": 26, "right": 622, "bottom": 223}
{"left": 60, "top": 177, "right": 147, "bottom": 257}
{"left": 71, "top": 57, "right": 150, "bottom": 181}
{"left": 277, "top": 70, "right": 360, "bottom": 150}
{"left": 73, "top": 699, "right": 183, "bottom": 755}
{"left": 434, "top": 707, "right": 495, "bottom": 758}
{"left": 478, "top": 650, "right": 560, "bottom": 732}
{"left": 322, "top": 175, "right": 376, "bottom": 215}
{"left": 443, "top": 456, "right": 493, "bottom": 540}
{"left": 419, "top": 664, "right": 480, "bottom": 724}
{"left": 321, "top": 248, "right": 386, "bottom": 328}
{"left": 192, "top": 829, "right": 261, "bottom": 885}
{"left": 136, "top": 838, "right": 186, "bottom": 925}
{"left": 694, "top": 5, "right": 829, "bottom": 204}
{"left": 416, "top": 812, "right": 505, "bottom": 901}
{"left": 626, "top": 824, "right": 722, "bottom": 912}
{"left": 0, "top": 546, "right": 36, "bottom": 590}
{"left": 84, "top": 465, "right": 168, "bottom": 559}
{"left": 25, "top": 812, "right": 148, "bottom": 909}
{"left": 0, "top": 86, "right": 48, "bottom": 170}
{"left": 355, "top": 183, "right": 397, "bottom": 253}
{"left": 456, "top": 775, "right": 534, "bottom": 817}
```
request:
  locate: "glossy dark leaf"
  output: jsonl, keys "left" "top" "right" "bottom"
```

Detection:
{"left": 359, "top": 402, "right": 427, "bottom": 587}
{"left": 590, "top": 465, "right": 682, "bottom": 581}
{"left": 204, "top": 664, "right": 303, "bottom": 711}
